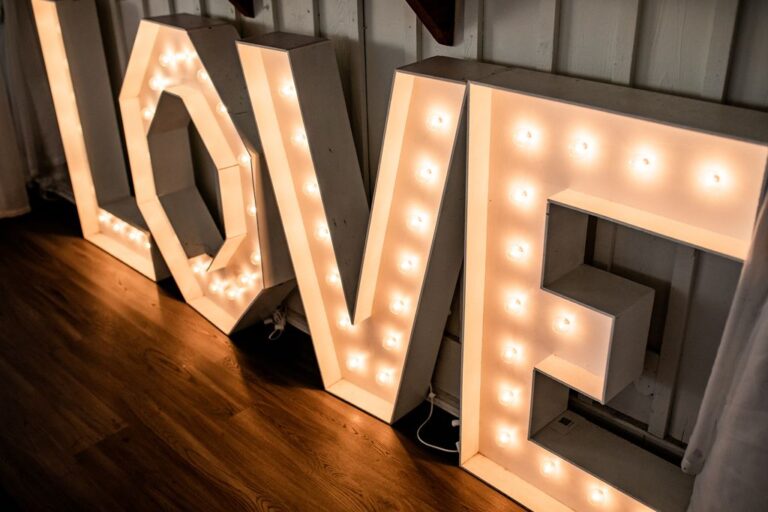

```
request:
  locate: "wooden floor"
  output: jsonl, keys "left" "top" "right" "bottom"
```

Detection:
{"left": 0, "top": 199, "right": 524, "bottom": 512}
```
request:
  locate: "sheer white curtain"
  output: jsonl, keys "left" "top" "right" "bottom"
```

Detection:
{"left": 0, "top": 0, "right": 70, "bottom": 213}
{"left": 683, "top": 195, "right": 768, "bottom": 511}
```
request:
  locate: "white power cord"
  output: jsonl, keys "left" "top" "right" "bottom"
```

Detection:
{"left": 416, "top": 384, "right": 459, "bottom": 454}
{"left": 264, "top": 307, "right": 287, "bottom": 340}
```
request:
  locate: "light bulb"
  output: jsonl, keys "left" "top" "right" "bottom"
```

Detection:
{"left": 417, "top": 165, "right": 437, "bottom": 183}
{"left": 428, "top": 113, "right": 447, "bottom": 130}
{"left": 631, "top": 153, "right": 654, "bottom": 173}
{"left": 142, "top": 107, "right": 155, "bottom": 121}
{"left": 504, "top": 295, "right": 525, "bottom": 315}
{"left": 589, "top": 488, "right": 606, "bottom": 505}
{"left": 407, "top": 212, "right": 428, "bottom": 232}
{"left": 705, "top": 169, "right": 725, "bottom": 188}
{"left": 226, "top": 286, "right": 244, "bottom": 301}
{"left": 159, "top": 52, "right": 174, "bottom": 67}
{"left": 338, "top": 314, "right": 352, "bottom": 330}
{"left": 326, "top": 271, "right": 341, "bottom": 286}
{"left": 507, "top": 243, "right": 528, "bottom": 261}
{"left": 280, "top": 82, "right": 296, "bottom": 97}
{"left": 303, "top": 180, "right": 319, "bottom": 196}
{"left": 197, "top": 69, "right": 210, "bottom": 82}
{"left": 128, "top": 229, "right": 142, "bottom": 242}
{"left": 511, "top": 187, "right": 532, "bottom": 205}
{"left": 292, "top": 131, "right": 308, "bottom": 146}
{"left": 239, "top": 153, "right": 251, "bottom": 166}
{"left": 383, "top": 333, "right": 401, "bottom": 351}
{"left": 217, "top": 102, "right": 228, "bottom": 115}
{"left": 193, "top": 259, "right": 209, "bottom": 275}
{"left": 247, "top": 204, "right": 257, "bottom": 217}
{"left": 209, "top": 280, "right": 227, "bottom": 293}
{"left": 181, "top": 50, "right": 196, "bottom": 63}
{"left": 149, "top": 75, "right": 166, "bottom": 91}
{"left": 315, "top": 224, "right": 330, "bottom": 241}
{"left": 502, "top": 343, "right": 522, "bottom": 363}
{"left": 376, "top": 369, "right": 394, "bottom": 386}
{"left": 346, "top": 354, "right": 364, "bottom": 370}
{"left": 250, "top": 251, "right": 261, "bottom": 265}
{"left": 541, "top": 459, "right": 558, "bottom": 476}
{"left": 514, "top": 128, "right": 537, "bottom": 148}
{"left": 98, "top": 212, "right": 111, "bottom": 224}
{"left": 571, "top": 138, "right": 592, "bottom": 158}
{"left": 390, "top": 297, "right": 408, "bottom": 315}
{"left": 398, "top": 256, "right": 417, "bottom": 274}
{"left": 554, "top": 315, "right": 573, "bottom": 333}
{"left": 499, "top": 388, "right": 520, "bottom": 406}
{"left": 112, "top": 221, "right": 126, "bottom": 234}
{"left": 497, "top": 428, "right": 515, "bottom": 447}
{"left": 143, "top": 241, "right": 152, "bottom": 250}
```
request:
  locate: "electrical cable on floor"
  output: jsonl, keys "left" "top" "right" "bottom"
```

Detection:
{"left": 264, "top": 307, "right": 287, "bottom": 340}
{"left": 416, "top": 384, "right": 459, "bottom": 454}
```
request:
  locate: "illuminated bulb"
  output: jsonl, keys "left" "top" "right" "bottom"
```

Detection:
{"left": 338, "top": 314, "right": 352, "bottom": 330}
{"left": 417, "top": 165, "right": 437, "bottom": 183}
{"left": 497, "top": 428, "right": 515, "bottom": 447}
{"left": 571, "top": 138, "right": 592, "bottom": 158}
{"left": 217, "top": 102, "right": 228, "bottom": 115}
{"left": 398, "top": 256, "right": 417, "bottom": 274}
{"left": 143, "top": 241, "right": 152, "bottom": 250}
{"left": 346, "top": 354, "right": 364, "bottom": 371}
{"left": 502, "top": 344, "right": 522, "bottom": 363}
{"left": 238, "top": 272, "right": 258, "bottom": 286}
{"left": 98, "top": 212, "right": 111, "bottom": 224}
{"left": 197, "top": 69, "right": 210, "bottom": 82}
{"left": 247, "top": 204, "right": 257, "bottom": 217}
{"left": 541, "top": 459, "right": 558, "bottom": 476}
{"left": 226, "top": 286, "right": 244, "bottom": 301}
{"left": 239, "top": 153, "right": 251, "bottom": 166}
{"left": 499, "top": 388, "right": 520, "bottom": 406}
{"left": 112, "top": 221, "right": 126, "bottom": 234}
{"left": 303, "top": 180, "right": 319, "bottom": 196}
{"left": 142, "top": 107, "right": 155, "bottom": 121}
{"left": 193, "top": 259, "right": 209, "bottom": 275}
{"left": 706, "top": 169, "right": 725, "bottom": 188}
{"left": 279, "top": 82, "right": 296, "bottom": 97}
{"left": 507, "top": 243, "right": 528, "bottom": 261}
{"left": 631, "top": 154, "right": 654, "bottom": 173}
{"left": 514, "top": 128, "right": 537, "bottom": 148}
{"left": 428, "top": 113, "right": 447, "bottom": 130}
{"left": 504, "top": 296, "right": 524, "bottom": 314}
{"left": 250, "top": 252, "right": 261, "bottom": 265}
{"left": 390, "top": 297, "right": 408, "bottom": 315}
{"left": 159, "top": 52, "right": 174, "bottom": 67}
{"left": 149, "top": 75, "right": 166, "bottom": 91}
{"left": 128, "top": 229, "right": 142, "bottom": 242}
{"left": 315, "top": 224, "right": 330, "bottom": 241}
{"left": 376, "top": 369, "right": 394, "bottom": 386}
{"left": 383, "top": 334, "right": 400, "bottom": 351}
{"left": 589, "top": 488, "right": 606, "bottom": 505}
{"left": 326, "top": 271, "right": 341, "bottom": 286}
{"left": 181, "top": 50, "right": 196, "bottom": 63}
{"left": 512, "top": 187, "right": 532, "bottom": 204}
{"left": 407, "top": 212, "right": 428, "bottom": 232}
{"left": 291, "top": 131, "right": 308, "bottom": 146}
{"left": 209, "top": 280, "right": 227, "bottom": 294}
{"left": 554, "top": 316, "right": 573, "bottom": 333}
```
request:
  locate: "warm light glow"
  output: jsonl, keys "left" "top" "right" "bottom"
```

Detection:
{"left": 704, "top": 168, "right": 726, "bottom": 188}
{"left": 142, "top": 107, "right": 155, "bottom": 121}
{"left": 279, "top": 82, "right": 296, "bottom": 97}
{"left": 315, "top": 224, "right": 331, "bottom": 241}
{"left": 112, "top": 221, "right": 126, "bottom": 233}
{"left": 197, "top": 69, "right": 210, "bottom": 82}
{"left": 389, "top": 297, "right": 408, "bottom": 315}
{"left": 209, "top": 280, "right": 228, "bottom": 294}
{"left": 291, "top": 130, "right": 308, "bottom": 146}
{"left": 376, "top": 368, "right": 395, "bottom": 386}
{"left": 239, "top": 153, "right": 251, "bottom": 166}
{"left": 303, "top": 180, "right": 320, "bottom": 196}
{"left": 326, "top": 270, "right": 341, "bottom": 286}
{"left": 506, "top": 242, "right": 528, "bottom": 261}
{"left": 499, "top": 387, "right": 520, "bottom": 406}
{"left": 398, "top": 255, "right": 417, "bottom": 274}
{"left": 338, "top": 314, "right": 352, "bottom": 330}
{"left": 216, "top": 102, "right": 228, "bottom": 115}
{"left": 511, "top": 187, "right": 532, "bottom": 205}
{"left": 514, "top": 127, "right": 538, "bottom": 148}
{"left": 504, "top": 295, "right": 525, "bottom": 315}
{"left": 417, "top": 165, "right": 437, "bottom": 183}
{"left": 247, "top": 203, "right": 257, "bottom": 216}
{"left": 383, "top": 333, "right": 401, "bottom": 351}
{"left": 407, "top": 212, "right": 428, "bottom": 232}
{"left": 502, "top": 343, "right": 522, "bottom": 363}
{"left": 541, "top": 459, "right": 559, "bottom": 476}
{"left": 589, "top": 488, "right": 607, "bottom": 505}
{"left": 192, "top": 258, "right": 209, "bottom": 275}
{"left": 226, "top": 286, "right": 244, "bottom": 301}
{"left": 570, "top": 137, "right": 593, "bottom": 158}
{"left": 347, "top": 353, "right": 364, "bottom": 370}
{"left": 428, "top": 112, "right": 447, "bottom": 130}
{"left": 159, "top": 52, "right": 174, "bottom": 67}
{"left": 238, "top": 272, "right": 258, "bottom": 286}
{"left": 630, "top": 153, "right": 655, "bottom": 174}
{"left": 553, "top": 315, "right": 573, "bottom": 333}
{"left": 497, "top": 428, "right": 516, "bottom": 447}
{"left": 149, "top": 74, "right": 167, "bottom": 91}
{"left": 98, "top": 211, "right": 111, "bottom": 223}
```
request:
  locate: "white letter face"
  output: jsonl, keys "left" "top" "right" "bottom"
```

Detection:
{"left": 462, "top": 69, "right": 768, "bottom": 511}
{"left": 240, "top": 39, "right": 500, "bottom": 422}
{"left": 120, "top": 18, "right": 293, "bottom": 334}
{"left": 32, "top": 0, "right": 168, "bottom": 280}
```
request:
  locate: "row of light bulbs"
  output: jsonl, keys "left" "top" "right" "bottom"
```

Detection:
{"left": 98, "top": 210, "right": 151, "bottom": 250}
{"left": 514, "top": 126, "right": 727, "bottom": 187}
{"left": 196, "top": 250, "right": 262, "bottom": 302}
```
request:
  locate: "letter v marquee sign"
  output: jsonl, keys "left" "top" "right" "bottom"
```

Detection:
{"left": 239, "top": 38, "right": 502, "bottom": 422}
{"left": 461, "top": 69, "right": 768, "bottom": 511}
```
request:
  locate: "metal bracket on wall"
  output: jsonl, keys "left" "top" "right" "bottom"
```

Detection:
{"left": 405, "top": 0, "right": 456, "bottom": 46}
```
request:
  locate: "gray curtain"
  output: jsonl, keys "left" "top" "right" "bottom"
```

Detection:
{"left": 0, "top": 47, "right": 28, "bottom": 218}
{"left": 1, "top": 0, "right": 70, "bottom": 208}
{"left": 683, "top": 195, "right": 768, "bottom": 511}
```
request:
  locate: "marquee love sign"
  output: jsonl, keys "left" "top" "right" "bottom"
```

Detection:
{"left": 32, "top": 2, "right": 768, "bottom": 511}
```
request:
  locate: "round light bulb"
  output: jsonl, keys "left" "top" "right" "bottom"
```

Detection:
{"left": 247, "top": 204, "right": 257, "bottom": 217}
{"left": 193, "top": 260, "right": 208, "bottom": 275}
{"left": 515, "top": 128, "right": 537, "bottom": 148}
{"left": 541, "top": 460, "right": 558, "bottom": 476}
{"left": 376, "top": 369, "right": 394, "bottom": 386}
{"left": 706, "top": 169, "right": 725, "bottom": 188}
{"left": 497, "top": 429, "right": 514, "bottom": 447}
{"left": 512, "top": 187, "right": 531, "bottom": 205}
{"left": 347, "top": 354, "right": 363, "bottom": 370}
{"left": 408, "top": 213, "right": 428, "bottom": 232}
{"left": 292, "top": 131, "right": 308, "bottom": 146}
{"left": 226, "top": 286, "right": 243, "bottom": 301}
{"left": 417, "top": 165, "right": 437, "bottom": 183}
{"left": 383, "top": 334, "right": 400, "bottom": 351}
{"left": 398, "top": 256, "right": 417, "bottom": 274}
{"left": 217, "top": 102, "right": 228, "bottom": 115}
{"left": 209, "top": 280, "right": 227, "bottom": 294}
{"left": 239, "top": 153, "right": 251, "bottom": 166}
{"left": 128, "top": 229, "right": 142, "bottom": 242}
{"left": 112, "top": 221, "right": 126, "bottom": 234}
{"left": 390, "top": 297, "right": 408, "bottom": 315}
{"left": 589, "top": 488, "right": 606, "bottom": 505}
{"left": 98, "top": 212, "right": 111, "bottom": 224}
{"left": 428, "top": 113, "right": 447, "bottom": 130}
{"left": 182, "top": 50, "right": 196, "bottom": 63}
{"left": 315, "top": 224, "right": 330, "bottom": 241}
{"left": 499, "top": 388, "right": 520, "bottom": 406}
{"left": 554, "top": 316, "right": 573, "bottom": 333}
{"left": 280, "top": 83, "right": 296, "bottom": 97}
{"left": 197, "top": 69, "right": 210, "bottom": 82}
{"left": 143, "top": 241, "right": 152, "bottom": 250}
{"left": 571, "top": 138, "right": 592, "bottom": 158}
{"left": 149, "top": 75, "right": 166, "bottom": 91}
{"left": 631, "top": 154, "right": 654, "bottom": 173}
{"left": 504, "top": 296, "right": 524, "bottom": 314}
{"left": 142, "top": 107, "right": 155, "bottom": 121}
{"left": 159, "top": 52, "right": 174, "bottom": 67}
{"left": 326, "top": 271, "right": 340, "bottom": 286}
{"left": 250, "top": 252, "right": 261, "bottom": 265}
{"left": 338, "top": 315, "right": 351, "bottom": 330}
{"left": 303, "top": 180, "right": 319, "bottom": 196}
{"left": 507, "top": 243, "right": 528, "bottom": 260}
{"left": 502, "top": 344, "right": 522, "bottom": 363}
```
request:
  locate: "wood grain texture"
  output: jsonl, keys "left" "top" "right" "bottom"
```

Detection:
{"left": 0, "top": 199, "right": 523, "bottom": 512}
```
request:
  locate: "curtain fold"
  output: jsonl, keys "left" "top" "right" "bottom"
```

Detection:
{"left": 0, "top": 45, "right": 28, "bottom": 218}
{"left": 683, "top": 195, "right": 768, "bottom": 511}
